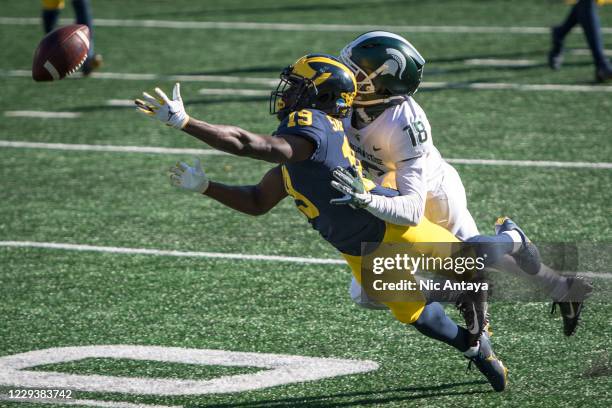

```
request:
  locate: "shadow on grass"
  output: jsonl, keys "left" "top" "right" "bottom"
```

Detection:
{"left": 189, "top": 380, "right": 489, "bottom": 408}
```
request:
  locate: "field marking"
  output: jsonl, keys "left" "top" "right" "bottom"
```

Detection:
{"left": 109, "top": 87, "right": 270, "bottom": 107}
{"left": 1, "top": 140, "right": 611, "bottom": 170}
{"left": 419, "top": 81, "right": 612, "bottom": 93}
{"left": 4, "top": 111, "right": 81, "bottom": 119}
{"left": 0, "top": 140, "right": 228, "bottom": 156}
{"left": 198, "top": 88, "right": 270, "bottom": 96}
{"left": 463, "top": 58, "right": 537, "bottom": 67}
{"left": 5, "top": 69, "right": 612, "bottom": 93}
{"left": 445, "top": 157, "right": 612, "bottom": 169}
{"left": 1, "top": 17, "right": 611, "bottom": 34}
{"left": 2, "top": 69, "right": 278, "bottom": 86}
{"left": 0, "top": 395, "right": 181, "bottom": 408}
{"left": 1, "top": 241, "right": 611, "bottom": 280}
{"left": 0, "top": 241, "right": 346, "bottom": 265}
{"left": 0, "top": 345, "right": 379, "bottom": 395}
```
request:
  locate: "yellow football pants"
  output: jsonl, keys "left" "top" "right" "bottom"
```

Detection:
{"left": 342, "top": 218, "right": 460, "bottom": 324}
{"left": 42, "top": 0, "right": 65, "bottom": 10}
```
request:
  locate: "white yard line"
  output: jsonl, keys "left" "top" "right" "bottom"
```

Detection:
{"left": 0, "top": 140, "right": 228, "bottom": 156}
{"left": 4, "top": 111, "right": 81, "bottom": 119}
{"left": 1, "top": 241, "right": 610, "bottom": 279}
{"left": 1, "top": 17, "right": 611, "bottom": 34}
{"left": 0, "top": 241, "right": 346, "bottom": 265}
{"left": 5, "top": 69, "right": 612, "bottom": 93}
{"left": 198, "top": 88, "right": 271, "bottom": 96}
{"left": 3, "top": 69, "right": 278, "bottom": 86}
{"left": 1, "top": 140, "right": 610, "bottom": 169}
{"left": 463, "top": 59, "right": 537, "bottom": 67}
{"left": 445, "top": 157, "right": 612, "bottom": 169}
{"left": 419, "top": 81, "right": 612, "bottom": 92}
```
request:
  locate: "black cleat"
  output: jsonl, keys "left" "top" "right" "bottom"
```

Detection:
{"left": 465, "top": 332, "right": 508, "bottom": 392}
{"left": 456, "top": 288, "right": 489, "bottom": 347}
{"left": 595, "top": 64, "right": 612, "bottom": 83}
{"left": 551, "top": 276, "right": 594, "bottom": 336}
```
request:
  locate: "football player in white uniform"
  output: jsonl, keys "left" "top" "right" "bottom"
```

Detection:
{"left": 336, "top": 31, "right": 592, "bottom": 336}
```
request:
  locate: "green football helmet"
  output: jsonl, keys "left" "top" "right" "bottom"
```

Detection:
{"left": 340, "top": 31, "right": 425, "bottom": 107}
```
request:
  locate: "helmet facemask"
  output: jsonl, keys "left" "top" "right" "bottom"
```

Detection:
{"left": 270, "top": 67, "right": 317, "bottom": 120}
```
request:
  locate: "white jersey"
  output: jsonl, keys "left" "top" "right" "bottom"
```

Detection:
{"left": 346, "top": 97, "right": 446, "bottom": 195}
{"left": 346, "top": 97, "right": 480, "bottom": 309}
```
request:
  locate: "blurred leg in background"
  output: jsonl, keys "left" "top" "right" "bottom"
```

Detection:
{"left": 549, "top": 0, "right": 612, "bottom": 81}
{"left": 41, "top": 0, "right": 102, "bottom": 75}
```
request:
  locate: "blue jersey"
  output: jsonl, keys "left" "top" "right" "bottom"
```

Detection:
{"left": 275, "top": 109, "right": 397, "bottom": 256}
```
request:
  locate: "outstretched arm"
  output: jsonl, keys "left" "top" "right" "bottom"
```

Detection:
{"left": 204, "top": 166, "right": 287, "bottom": 215}
{"left": 170, "top": 159, "right": 287, "bottom": 216}
{"left": 135, "top": 83, "right": 314, "bottom": 163}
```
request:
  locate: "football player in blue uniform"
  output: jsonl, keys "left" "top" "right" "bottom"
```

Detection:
{"left": 133, "top": 54, "right": 538, "bottom": 391}
{"left": 41, "top": 0, "right": 102, "bottom": 75}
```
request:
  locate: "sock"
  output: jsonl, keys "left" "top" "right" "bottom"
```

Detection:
{"left": 575, "top": 0, "right": 611, "bottom": 68}
{"left": 495, "top": 257, "right": 568, "bottom": 300}
{"left": 42, "top": 9, "right": 60, "bottom": 33}
{"left": 501, "top": 230, "right": 523, "bottom": 254}
{"left": 72, "top": 0, "right": 94, "bottom": 57}
{"left": 411, "top": 302, "right": 470, "bottom": 353}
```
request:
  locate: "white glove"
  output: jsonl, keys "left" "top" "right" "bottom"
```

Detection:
{"left": 135, "top": 83, "right": 189, "bottom": 129}
{"left": 169, "top": 158, "right": 210, "bottom": 193}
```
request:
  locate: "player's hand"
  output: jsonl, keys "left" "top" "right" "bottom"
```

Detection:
{"left": 169, "top": 158, "right": 209, "bottom": 193}
{"left": 330, "top": 166, "right": 372, "bottom": 208}
{"left": 135, "top": 83, "right": 189, "bottom": 129}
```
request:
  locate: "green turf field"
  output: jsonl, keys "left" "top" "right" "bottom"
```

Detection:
{"left": 1, "top": 1, "right": 611, "bottom": 407}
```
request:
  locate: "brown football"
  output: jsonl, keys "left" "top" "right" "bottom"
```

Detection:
{"left": 32, "top": 24, "right": 90, "bottom": 82}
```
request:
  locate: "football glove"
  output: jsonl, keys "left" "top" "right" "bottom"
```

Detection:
{"left": 330, "top": 166, "right": 372, "bottom": 208}
{"left": 135, "top": 83, "right": 189, "bottom": 129}
{"left": 169, "top": 158, "right": 210, "bottom": 193}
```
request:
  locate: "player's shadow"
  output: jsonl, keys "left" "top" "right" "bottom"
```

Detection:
{"left": 189, "top": 380, "right": 489, "bottom": 408}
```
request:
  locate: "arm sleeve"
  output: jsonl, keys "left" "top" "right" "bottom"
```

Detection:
{"left": 363, "top": 156, "right": 427, "bottom": 226}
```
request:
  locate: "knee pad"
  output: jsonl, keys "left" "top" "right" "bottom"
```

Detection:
{"left": 387, "top": 301, "right": 426, "bottom": 324}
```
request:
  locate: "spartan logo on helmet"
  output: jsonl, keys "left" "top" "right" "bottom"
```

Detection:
{"left": 379, "top": 48, "right": 407, "bottom": 79}
{"left": 340, "top": 31, "right": 425, "bottom": 107}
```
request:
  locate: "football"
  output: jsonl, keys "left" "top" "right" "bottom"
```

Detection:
{"left": 32, "top": 24, "right": 90, "bottom": 82}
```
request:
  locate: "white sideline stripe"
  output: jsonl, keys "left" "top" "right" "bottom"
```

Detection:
{"left": 198, "top": 88, "right": 270, "bottom": 96}
{"left": 1, "top": 140, "right": 611, "bottom": 170}
{"left": 464, "top": 58, "right": 537, "bottom": 67}
{"left": 570, "top": 48, "right": 612, "bottom": 57}
{"left": 1, "top": 17, "right": 611, "bottom": 34}
{"left": 0, "top": 140, "right": 228, "bottom": 156}
{"left": 4, "top": 69, "right": 278, "bottom": 86}
{"left": 0, "top": 395, "right": 181, "bottom": 408}
{"left": 5, "top": 69, "right": 612, "bottom": 93}
{"left": 1, "top": 241, "right": 610, "bottom": 279}
{"left": 0, "top": 241, "right": 346, "bottom": 265}
{"left": 4, "top": 111, "right": 81, "bottom": 119}
{"left": 445, "top": 157, "right": 612, "bottom": 169}
{"left": 420, "top": 81, "right": 612, "bottom": 93}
